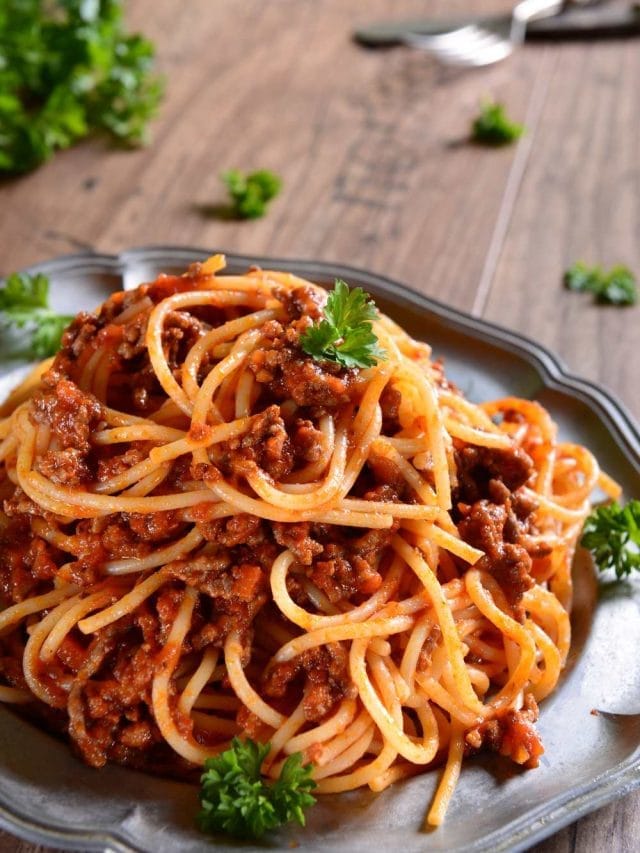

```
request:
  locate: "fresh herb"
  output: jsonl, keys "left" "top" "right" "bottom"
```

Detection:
{"left": 0, "top": 0, "right": 163, "bottom": 175}
{"left": 197, "top": 737, "right": 316, "bottom": 840}
{"left": 581, "top": 500, "right": 640, "bottom": 579}
{"left": 221, "top": 169, "right": 282, "bottom": 219}
{"left": 300, "top": 279, "right": 387, "bottom": 369}
{"left": 0, "top": 272, "right": 73, "bottom": 358}
{"left": 471, "top": 101, "right": 524, "bottom": 146}
{"left": 564, "top": 262, "right": 637, "bottom": 306}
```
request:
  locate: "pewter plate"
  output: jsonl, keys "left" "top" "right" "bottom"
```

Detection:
{"left": 0, "top": 247, "right": 639, "bottom": 853}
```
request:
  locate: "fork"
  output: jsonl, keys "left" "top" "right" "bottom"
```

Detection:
{"left": 402, "top": 0, "right": 566, "bottom": 67}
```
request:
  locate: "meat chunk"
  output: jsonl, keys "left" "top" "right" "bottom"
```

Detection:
{"left": 165, "top": 555, "right": 269, "bottom": 646}
{"left": 248, "top": 320, "right": 358, "bottom": 410}
{"left": 273, "top": 522, "right": 324, "bottom": 565}
{"left": 465, "top": 694, "right": 544, "bottom": 768}
{"left": 32, "top": 378, "right": 104, "bottom": 454}
{"left": 218, "top": 405, "right": 293, "bottom": 480}
{"left": 36, "top": 447, "right": 92, "bottom": 486}
{"left": 278, "top": 285, "right": 325, "bottom": 322}
{"left": 379, "top": 384, "right": 402, "bottom": 434}
{"left": 454, "top": 445, "right": 534, "bottom": 505}
{"left": 458, "top": 499, "right": 534, "bottom": 608}
{"left": 291, "top": 419, "right": 325, "bottom": 464}
{"left": 263, "top": 643, "right": 354, "bottom": 722}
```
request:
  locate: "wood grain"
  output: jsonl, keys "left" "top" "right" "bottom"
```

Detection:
{"left": 0, "top": 1, "right": 638, "bottom": 851}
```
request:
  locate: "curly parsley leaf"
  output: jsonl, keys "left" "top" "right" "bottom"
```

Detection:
{"left": 197, "top": 737, "right": 316, "bottom": 840}
{"left": 300, "top": 279, "right": 387, "bottom": 369}
{"left": 0, "top": 272, "right": 73, "bottom": 358}
{"left": 0, "top": 0, "right": 163, "bottom": 175}
{"left": 471, "top": 101, "right": 524, "bottom": 146}
{"left": 221, "top": 169, "right": 282, "bottom": 219}
{"left": 581, "top": 500, "right": 640, "bottom": 579}
{"left": 564, "top": 262, "right": 637, "bottom": 307}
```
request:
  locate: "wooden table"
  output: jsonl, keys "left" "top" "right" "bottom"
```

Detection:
{"left": 0, "top": 1, "right": 638, "bottom": 850}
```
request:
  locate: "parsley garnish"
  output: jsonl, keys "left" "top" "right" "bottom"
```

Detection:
{"left": 221, "top": 169, "right": 282, "bottom": 219}
{"left": 581, "top": 500, "right": 640, "bottom": 579}
{"left": 197, "top": 738, "right": 316, "bottom": 839}
{"left": 300, "top": 279, "right": 387, "bottom": 369}
{"left": 0, "top": 272, "right": 73, "bottom": 358}
{"left": 0, "top": 0, "right": 163, "bottom": 175}
{"left": 564, "top": 262, "right": 637, "bottom": 306}
{"left": 471, "top": 101, "right": 524, "bottom": 146}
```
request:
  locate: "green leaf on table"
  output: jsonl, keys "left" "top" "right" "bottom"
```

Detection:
{"left": 564, "top": 262, "right": 637, "bottom": 306}
{"left": 471, "top": 101, "right": 524, "bottom": 146}
{"left": 221, "top": 169, "right": 282, "bottom": 219}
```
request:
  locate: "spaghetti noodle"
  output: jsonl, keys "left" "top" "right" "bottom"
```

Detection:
{"left": 0, "top": 256, "right": 615, "bottom": 826}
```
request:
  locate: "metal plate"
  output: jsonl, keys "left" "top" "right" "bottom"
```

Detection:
{"left": 0, "top": 246, "right": 639, "bottom": 853}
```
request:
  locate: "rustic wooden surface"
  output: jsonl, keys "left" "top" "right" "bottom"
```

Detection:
{"left": 0, "top": 1, "right": 638, "bottom": 850}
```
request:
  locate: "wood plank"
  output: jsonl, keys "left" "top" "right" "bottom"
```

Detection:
{"left": 482, "top": 39, "right": 640, "bottom": 421}
{"left": 0, "top": 0, "right": 536, "bottom": 315}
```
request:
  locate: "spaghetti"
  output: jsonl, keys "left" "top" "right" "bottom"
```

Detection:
{"left": 0, "top": 256, "right": 616, "bottom": 826}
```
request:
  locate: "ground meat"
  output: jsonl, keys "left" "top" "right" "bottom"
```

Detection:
{"left": 465, "top": 693, "right": 544, "bottom": 768}
{"left": 291, "top": 419, "right": 324, "bottom": 464}
{"left": 31, "top": 378, "right": 104, "bottom": 454}
{"left": 217, "top": 405, "right": 294, "bottom": 480}
{"left": 366, "top": 453, "right": 407, "bottom": 499}
{"left": 62, "top": 311, "right": 103, "bottom": 361}
{"left": 273, "top": 522, "right": 324, "bottom": 565}
{"left": 263, "top": 643, "right": 354, "bottom": 722}
{"left": 196, "top": 513, "right": 267, "bottom": 549}
{"left": 165, "top": 555, "right": 269, "bottom": 646}
{"left": 380, "top": 384, "right": 402, "bottom": 434}
{"left": 454, "top": 445, "right": 534, "bottom": 505}
{"left": 278, "top": 285, "right": 326, "bottom": 322}
{"left": 36, "top": 447, "right": 93, "bottom": 486}
{"left": 0, "top": 519, "right": 58, "bottom": 604}
{"left": 125, "top": 510, "right": 185, "bottom": 543}
{"left": 117, "top": 312, "right": 148, "bottom": 361}
{"left": 3, "top": 488, "right": 45, "bottom": 520}
{"left": 25, "top": 538, "right": 59, "bottom": 582}
{"left": 458, "top": 498, "right": 534, "bottom": 609}
{"left": 96, "top": 446, "right": 147, "bottom": 482}
{"left": 68, "top": 618, "right": 161, "bottom": 768}
{"left": 162, "top": 310, "right": 207, "bottom": 376}
{"left": 248, "top": 319, "right": 358, "bottom": 410}
{"left": 305, "top": 524, "right": 394, "bottom": 602}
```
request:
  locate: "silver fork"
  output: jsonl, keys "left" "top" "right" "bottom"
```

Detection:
{"left": 402, "top": 0, "right": 565, "bottom": 67}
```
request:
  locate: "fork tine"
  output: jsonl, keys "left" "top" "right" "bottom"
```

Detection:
{"left": 434, "top": 31, "right": 504, "bottom": 58}
{"left": 443, "top": 40, "right": 513, "bottom": 67}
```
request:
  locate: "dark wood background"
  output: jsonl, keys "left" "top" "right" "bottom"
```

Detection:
{"left": 0, "top": 1, "right": 638, "bottom": 850}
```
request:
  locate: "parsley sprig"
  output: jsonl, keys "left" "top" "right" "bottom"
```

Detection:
{"left": 471, "top": 101, "right": 524, "bottom": 146}
{"left": 197, "top": 738, "right": 316, "bottom": 839}
{"left": 581, "top": 500, "right": 640, "bottom": 578}
{"left": 221, "top": 169, "right": 282, "bottom": 219}
{"left": 0, "top": 0, "right": 163, "bottom": 175}
{"left": 300, "top": 279, "right": 387, "bottom": 369}
{"left": 564, "top": 262, "right": 637, "bottom": 307}
{"left": 0, "top": 272, "right": 73, "bottom": 358}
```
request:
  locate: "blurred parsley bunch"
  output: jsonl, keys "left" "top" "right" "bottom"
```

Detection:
{"left": 0, "top": 0, "right": 164, "bottom": 175}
